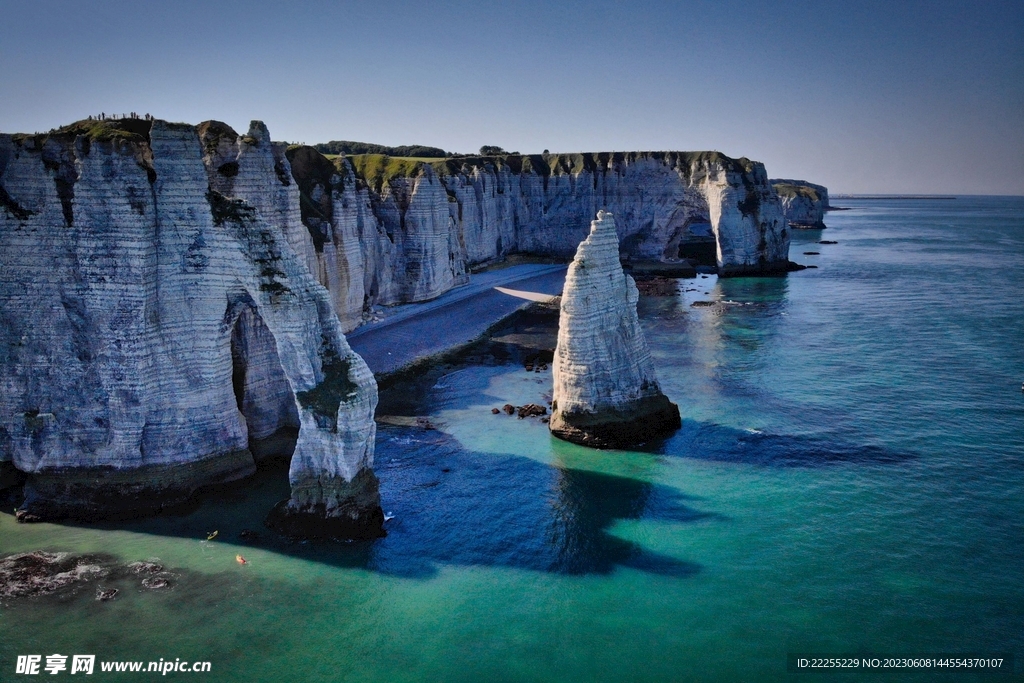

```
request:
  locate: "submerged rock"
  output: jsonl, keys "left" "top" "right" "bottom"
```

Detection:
{"left": 0, "top": 551, "right": 176, "bottom": 599}
{"left": 633, "top": 276, "right": 680, "bottom": 296}
{"left": 549, "top": 211, "right": 681, "bottom": 448}
{"left": 517, "top": 404, "right": 547, "bottom": 418}
{"left": 96, "top": 588, "right": 118, "bottom": 601}
{"left": 0, "top": 552, "right": 106, "bottom": 598}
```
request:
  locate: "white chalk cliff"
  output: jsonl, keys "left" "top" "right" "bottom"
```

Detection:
{"left": 286, "top": 150, "right": 793, "bottom": 330}
{"left": 0, "top": 119, "right": 383, "bottom": 537}
{"left": 771, "top": 179, "right": 829, "bottom": 229}
{"left": 549, "top": 211, "right": 681, "bottom": 448}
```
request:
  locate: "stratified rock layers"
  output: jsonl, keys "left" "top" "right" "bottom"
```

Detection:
{"left": 771, "top": 179, "right": 829, "bottom": 229}
{"left": 289, "top": 151, "right": 792, "bottom": 331}
{"left": 549, "top": 211, "right": 681, "bottom": 448}
{"left": 0, "top": 120, "right": 382, "bottom": 537}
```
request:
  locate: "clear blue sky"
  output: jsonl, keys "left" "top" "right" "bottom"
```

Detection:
{"left": 2, "top": 0, "right": 1021, "bottom": 194}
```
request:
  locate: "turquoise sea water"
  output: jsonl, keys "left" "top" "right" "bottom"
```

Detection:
{"left": 2, "top": 197, "right": 1022, "bottom": 682}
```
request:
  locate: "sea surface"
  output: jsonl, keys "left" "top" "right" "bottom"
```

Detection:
{"left": 2, "top": 197, "right": 1023, "bottom": 682}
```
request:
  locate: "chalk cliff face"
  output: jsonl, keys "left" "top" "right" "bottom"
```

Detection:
{"left": 286, "top": 150, "right": 791, "bottom": 330}
{"left": 771, "top": 179, "right": 829, "bottom": 229}
{"left": 283, "top": 150, "right": 469, "bottom": 332}
{"left": 0, "top": 119, "right": 382, "bottom": 537}
{"left": 549, "top": 211, "right": 681, "bottom": 448}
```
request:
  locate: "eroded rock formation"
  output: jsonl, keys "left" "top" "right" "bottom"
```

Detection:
{"left": 771, "top": 179, "right": 829, "bottom": 229}
{"left": 0, "top": 118, "right": 382, "bottom": 538}
{"left": 549, "top": 211, "right": 681, "bottom": 448}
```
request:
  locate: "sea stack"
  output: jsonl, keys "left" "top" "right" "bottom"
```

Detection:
{"left": 549, "top": 210, "right": 681, "bottom": 448}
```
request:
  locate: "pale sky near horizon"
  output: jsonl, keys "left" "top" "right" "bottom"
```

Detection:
{"left": 1, "top": 0, "right": 1021, "bottom": 195}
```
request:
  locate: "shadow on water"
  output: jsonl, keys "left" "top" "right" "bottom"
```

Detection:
{"left": 368, "top": 427, "right": 706, "bottom": 578}
{"left": 643, "top": 419, "right": 916, "bottom": 467}
{"left": 4, "top": 428, "right": 707, "bottom": 581}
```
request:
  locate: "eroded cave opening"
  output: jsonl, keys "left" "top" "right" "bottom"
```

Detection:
{"left": 677, "top": 220, "right": 717, "bottom": 266}
{"left": 229, "top": 301, "right": 301, "bottom": 465}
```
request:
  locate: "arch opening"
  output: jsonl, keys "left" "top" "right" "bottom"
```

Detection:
{"left": 229, "top": 301, "right": 301, "bottom": 464}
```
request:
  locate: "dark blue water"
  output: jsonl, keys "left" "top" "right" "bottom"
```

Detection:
{"left": 2, "top": 197, "right": 1022, "bottom": 681}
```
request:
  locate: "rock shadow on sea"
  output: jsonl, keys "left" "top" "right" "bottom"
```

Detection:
{"left": 366, "top": 426, "right": 708, "bottom": 579}
{"left": 641, "top": 419, "right": 917, "bottom": 468}
{"left": 1, "top": 427, "right": 708, "bottom": 581}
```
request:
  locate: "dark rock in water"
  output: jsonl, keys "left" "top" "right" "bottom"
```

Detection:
{"left": 517, "top": 404, "right": 547, "bottom": 418}
{"left": 264, "top": 469, "right": 386, "bottom": 541}
{"left": 807, "top": 265, "right": 819, "bottom": 268}
{"left": 700, "top": 275, "right": 709, "bottom": 279}
{"left": 550, "top": 395, "right": 682, "bottom": 449}
{"left": 12, "top": 453, "right": 255, "bottom": 523}
{"left": 624, "top": 260, "right": 697, "bottom": 278}
{"left": 0, "top": 552, "right": 107, "bottom": 598}
{"left": 502, "top": 404, "right": 516, "bottom": 415}
{"left": 691, "top": 301, "right": 717, "bottom": 307}
{"left": 803, "top": 251, "right": 820, "bottom": 255}
{"left": 819, "top": 240, "right": 838, "bottom": 244}
{"left": 541, "top": 417, "right": 550, "bottom": 424}
{"left": 96, "top": 588, "right": 118, "bottom": 601}
{"left": 786, "top": 261, "right": 808, "bottom": 271}
{"left": 491, "top": 408, "right": 500, "bottom": 414}
{"left": 634, "top": 276, "right": 681, "bottom": 296}
{"left": 1, "top": 552, "right": 180, "bottom": 599}
{"left": 266, "top": 498, "right": 386, "bottom": 540}
{"left": 414, "top": 416, "right": 436, "bottom": 430}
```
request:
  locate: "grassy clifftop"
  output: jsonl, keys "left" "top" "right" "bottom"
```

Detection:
{"left": 772, "top": 182, "right": 821, "bottom": 202}
{"left": 312, "top": 149, "right": 758, "bottom": 190}
{"left": 9, "top": 118, "right": 198, "bottom": 150}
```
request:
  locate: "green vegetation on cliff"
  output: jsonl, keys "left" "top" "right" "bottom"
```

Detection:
{"left": 772, "top": 183, "right": 820, "bottom": 202}
{"left": 347, "top": 154, "right": 437, "bottom": 192}
{"left": 197, "top": 120, "right": 239, "bottom": 153}
{"left": 315, "top": 140, "right": 448, "bottom": 158}
{"left": 12, "top": 119, "right": 153, "bottom": 147}
{"left": 282, "top": 146, "right": 764, "bottom": 243}
{"left": 333, "top": 150, "right": 756, "bottom": 185}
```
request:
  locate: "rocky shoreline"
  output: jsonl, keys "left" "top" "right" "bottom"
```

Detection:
{"left": 0, "top": 551, "right": 177, "bottom": 601}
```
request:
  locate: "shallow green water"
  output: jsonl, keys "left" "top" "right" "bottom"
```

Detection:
{"left": 2, "top": 197, "right": 1022, "bottom": 681}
